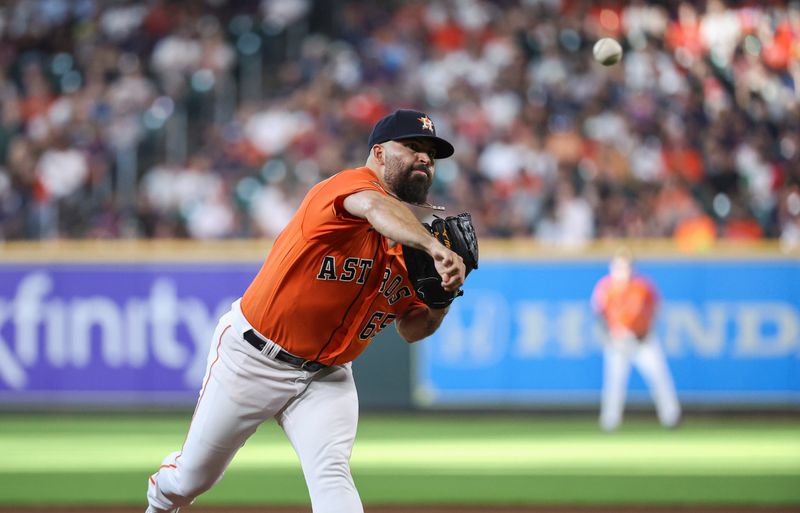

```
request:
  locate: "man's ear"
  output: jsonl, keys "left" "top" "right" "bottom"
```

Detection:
{"left": 373, "top": 144, "right": 385, "bottom": 165}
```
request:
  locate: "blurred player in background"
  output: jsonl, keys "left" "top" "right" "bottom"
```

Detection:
{"left": 591, "top": 248, "right": 681, "bottom": 431}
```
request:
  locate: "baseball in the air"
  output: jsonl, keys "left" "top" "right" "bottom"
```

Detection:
{"left": 593, "top": 37, "right": 623, "bottom": 66}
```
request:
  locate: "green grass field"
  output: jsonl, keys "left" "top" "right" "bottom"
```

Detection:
{"left": 1, "top": 413, "right": 798, "bottom": 507}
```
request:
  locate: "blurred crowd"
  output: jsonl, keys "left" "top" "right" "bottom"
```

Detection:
{"left": 1, "top": 0, "right": 799, "bottom": 250}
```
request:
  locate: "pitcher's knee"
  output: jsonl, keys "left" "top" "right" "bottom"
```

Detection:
{"left": 149, "top": 477, "right": 196, "bottom": 510}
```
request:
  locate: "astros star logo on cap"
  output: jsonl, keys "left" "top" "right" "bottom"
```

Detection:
{"left": 418, "top": 115, "right": 434, "bottom": 132}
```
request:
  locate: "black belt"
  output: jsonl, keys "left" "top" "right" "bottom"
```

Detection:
{"left": 243, "top": 329, "right": 327, "bottom": 372}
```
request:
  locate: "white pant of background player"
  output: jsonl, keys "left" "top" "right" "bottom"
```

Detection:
{"left": 146, "top": 300, "right": 363, "bottom": 513}
{"left": 600, "top": 332, "right": 681, "bottom": 431}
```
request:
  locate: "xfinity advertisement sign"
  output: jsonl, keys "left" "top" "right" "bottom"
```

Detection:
{"left": 0, "top": 265, "right": 253, "bottom": 404}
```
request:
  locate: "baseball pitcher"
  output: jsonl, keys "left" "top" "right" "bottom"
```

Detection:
{"left": 591, "top": 249, "right": 681, "bottom": 432}
{"left": 145, "top": 109, "right": 478, "bottom": 513}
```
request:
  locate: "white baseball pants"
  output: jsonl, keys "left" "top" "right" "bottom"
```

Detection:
{"left": 146, "top": 300, "right": 363, "bottom": 513}
{"left": 600, "top": 333, "right": 681, "bottom": 431}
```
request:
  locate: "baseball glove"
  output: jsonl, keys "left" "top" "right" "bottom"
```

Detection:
{"left": 402, "top": 212, "right": 479, "bottom": 309}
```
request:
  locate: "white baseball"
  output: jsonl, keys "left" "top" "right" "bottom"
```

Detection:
{"left": 593, "top": 37, "right": 623, "bottom": 66}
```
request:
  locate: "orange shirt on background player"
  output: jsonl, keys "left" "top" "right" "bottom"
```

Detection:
{"left": 591, "top": 275, "right": 658, "bottom": 340}
{"left": 241, "top": 166, "right": 427, "bottom": 366}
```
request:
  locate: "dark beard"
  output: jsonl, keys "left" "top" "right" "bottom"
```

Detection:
{"left": 386, "top": 159, "right": 431, "bottom": 205}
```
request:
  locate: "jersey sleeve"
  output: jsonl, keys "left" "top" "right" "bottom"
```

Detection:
{"left": 301, "top": 168, "right": 387, "bottom": 240}
{"left": 396, "top": 291, "right": 428, "bottom": 318}
{"left": 330, "top": 172, "right": 387, "bottom": 218}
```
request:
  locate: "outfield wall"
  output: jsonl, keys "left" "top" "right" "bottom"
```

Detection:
{"left": 415, "top": 258, "right": 800, "bottom": 409}
{"left": 0, "top": 240, "right": 797, "bottom": 410}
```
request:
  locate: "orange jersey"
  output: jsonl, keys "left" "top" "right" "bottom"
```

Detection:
{"left": 241, "top": 166, "right": 427, "bottom": 365}
{"left": 591, "top": 275, "right": 658, "bottom": 338}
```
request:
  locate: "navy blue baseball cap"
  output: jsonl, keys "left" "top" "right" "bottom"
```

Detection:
{"left": 368, "top": 109, "right": 455, "bottom": 159}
